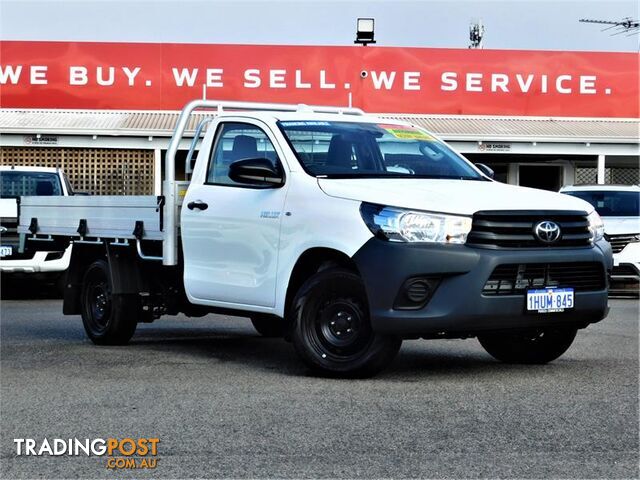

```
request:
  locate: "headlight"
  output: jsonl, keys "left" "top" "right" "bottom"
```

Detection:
{"left": 587, "top": 210, "right": 604, "bottom": 242}
{"left": 360, "top": 203, "right": 472, "bottom": 244}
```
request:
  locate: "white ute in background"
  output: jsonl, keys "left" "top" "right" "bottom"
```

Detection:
{"left": 561, "top": 185, "right": 640, "bottom": 295}
{"left": 1, "top": 166, "right": 73, "bottom": 290}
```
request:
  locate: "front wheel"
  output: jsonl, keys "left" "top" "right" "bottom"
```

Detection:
{"left": 80, "top": 260, "right": 138, "bottom": 345}
{"left": 290, "top": 268, "right": 401, "bottom": 378}
{"left": 478, "top": 328, "right": 578, "bottom": 364}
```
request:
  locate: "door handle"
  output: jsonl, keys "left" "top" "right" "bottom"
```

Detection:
{"left": 187, "top": 201, "right": 208, "bottom": 211}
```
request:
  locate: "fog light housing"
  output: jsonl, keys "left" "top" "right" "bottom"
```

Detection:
{"left": 394, "top": 277, "right": 440, "bottom": 310}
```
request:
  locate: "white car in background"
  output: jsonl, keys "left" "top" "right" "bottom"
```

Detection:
{"left": 1, "top": 166, "right": 73, "bottom": 291}
{"left": 561, "top": 185, "right": 640, "bottom": 294}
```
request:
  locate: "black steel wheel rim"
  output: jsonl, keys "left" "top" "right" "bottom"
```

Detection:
{"left": 309, "top": 296, "right": 374, "bottom": 361}
{"left": 86, "top": 280, "right": 111, "bottom": 333}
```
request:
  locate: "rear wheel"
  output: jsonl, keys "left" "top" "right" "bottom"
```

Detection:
{"left": 250, "top": 314, "right": 287, "bottom": 337}
{"left": 290, "top": 268, "right": 401, "bottom": 378}
{"left": 478, "top": 328, "right": 578, "bottom": 364}
{"left": 80, "top": 260, "right": 138, "bottom": 345}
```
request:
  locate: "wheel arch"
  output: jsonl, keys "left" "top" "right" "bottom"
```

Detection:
{"left": 62, "top": 243, "right": 106, "bottom": 314}
{"left": 283, "top": 247, "right": 359, "bottom": 319}
{"left": 63, "top": 242, "right": 149, "bottom": 315}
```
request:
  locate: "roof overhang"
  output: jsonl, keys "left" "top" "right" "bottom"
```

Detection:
{"left": 0, "top": 109, "right": 638, "bottom": 145}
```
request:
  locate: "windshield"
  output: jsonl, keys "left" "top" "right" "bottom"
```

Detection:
{"left": 0, "top": 171, "right": 62, "bottom": 198}
{"left": 564, "top": 190, "right": 640, "bottom": 217}
{"left": 278, "top": 121, "right": 483, "bottom": 180}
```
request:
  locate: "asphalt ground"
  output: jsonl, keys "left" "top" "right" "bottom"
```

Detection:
{"left": 0, "top": 282, "right": 638, "bottom": 479}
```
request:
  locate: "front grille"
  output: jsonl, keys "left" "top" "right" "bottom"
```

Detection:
{"left": 611, "top": 264, "right": 639, "bottom": 279}
{"left": 467, "top": 211, "right": 591, "bottom": 249}
{"left": 605, "top": 233, "right": 639, "bottom": 254}
{"left": 483, "top": 262, "right": 606, "bottom": 295}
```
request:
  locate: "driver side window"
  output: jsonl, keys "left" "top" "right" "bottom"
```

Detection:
{"left": 207, "top": 122, "right": 279, "bottom": 186}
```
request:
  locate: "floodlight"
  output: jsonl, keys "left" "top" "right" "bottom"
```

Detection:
{"left": 355, "top": 18, "right": 376, "bottom": 45}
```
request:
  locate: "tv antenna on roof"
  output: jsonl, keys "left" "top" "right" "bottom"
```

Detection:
{"left": 579, "top": 17, "right": 639, "bottom": 36}
{"left": 469, "top": 19, "right": 485, "bottom": 48}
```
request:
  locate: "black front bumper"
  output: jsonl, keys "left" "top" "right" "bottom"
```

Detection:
{"left": 352, "top": 238, "right": 612, "bottom": 337}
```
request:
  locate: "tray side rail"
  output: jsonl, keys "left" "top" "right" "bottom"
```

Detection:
{"left": 18, "top": 195, "right": 164, "bottom": 247}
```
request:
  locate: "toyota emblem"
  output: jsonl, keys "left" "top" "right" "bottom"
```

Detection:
{"left": 534, "top": 220, "right": 561, "bottom": 244}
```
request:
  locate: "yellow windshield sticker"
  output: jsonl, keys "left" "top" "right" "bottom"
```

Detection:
{"left": 378, "top": 124, "right": 434, "bottom": 141}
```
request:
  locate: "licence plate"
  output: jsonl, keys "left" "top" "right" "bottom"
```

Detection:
{"left": 0, "top": 246, "right": 12, "bottom": 257}
{"left": 526, "top": 288, "right": 574, "bottom": 313}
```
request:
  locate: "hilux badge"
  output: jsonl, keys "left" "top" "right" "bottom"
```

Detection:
{"left": 260, "top": 211, "right": 281, "bottom": 219}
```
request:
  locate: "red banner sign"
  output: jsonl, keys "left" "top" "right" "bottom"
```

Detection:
{"left": 0, "top": 41, "right": 637, "bottom": 117}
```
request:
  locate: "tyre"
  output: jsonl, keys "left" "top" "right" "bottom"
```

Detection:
{"left": 290, "top": 268, "right": 401, "bottom": 378}
{"left": 250, "top": 314, "right": 287, "bottom": 337}
{"left": 478, "top": 328, "right": 578, "bottom": 364}
{"left": 80, "top": 259, "right": 138, "bottom": 345}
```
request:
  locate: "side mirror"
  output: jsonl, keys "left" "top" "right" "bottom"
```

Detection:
{"left": 475, "top": 163, "right": 494, "bottom": 179}
{"left": 228, "top": 158, "right": 284, "bottom": 187}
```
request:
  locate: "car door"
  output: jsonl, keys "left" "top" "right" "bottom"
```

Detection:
{"left": 181, "top": 120, "right": 288, "bottom": 308}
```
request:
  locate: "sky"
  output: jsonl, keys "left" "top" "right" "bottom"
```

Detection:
{"left": 0, "top": 0, "right": 638, "bottom": 52}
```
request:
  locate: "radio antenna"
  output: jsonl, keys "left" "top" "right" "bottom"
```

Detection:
{"left": 579, "top": 17, "right": 639, "bottom": 36}
{"left": 469, "top": 19, "right": 485, "bottom": 49}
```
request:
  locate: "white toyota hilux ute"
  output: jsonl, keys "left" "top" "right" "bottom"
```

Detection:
{"left": 18, "top": 100, "right": 612, "bottom": 377}
{"left": 1, "top": 166, "right": 72, "bottom": 284}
